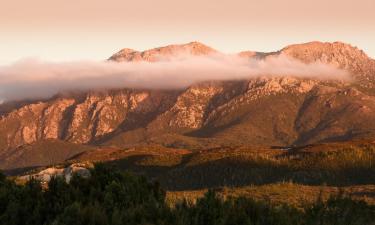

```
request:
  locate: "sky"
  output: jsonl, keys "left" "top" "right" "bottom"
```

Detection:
{"left": 0, "top": 0, "right": 374, "bottom": 65}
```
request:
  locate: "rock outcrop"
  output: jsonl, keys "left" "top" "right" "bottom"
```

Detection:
{"left": 18, "top": 163, "right": 92, "bottom": 184}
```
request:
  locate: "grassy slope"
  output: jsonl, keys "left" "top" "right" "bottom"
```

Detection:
{"left": 69, "top": 140, "right": 375, "bottom": 207}
{"left": 71, "top": 140, "right": 375, "bottom": 188}
{"left": 166, "top": 183, "right": 375, "bottom": 208}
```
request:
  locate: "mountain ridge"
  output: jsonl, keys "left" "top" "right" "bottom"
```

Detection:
{"left": 1, "top": 41, "right": 375, "bottom": 171}
{"left": 109, "top": 41, "right": 375, "bottom": 87}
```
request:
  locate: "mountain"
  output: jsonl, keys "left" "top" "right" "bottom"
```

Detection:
{"left": 1, "top": 41, "right": 375, "bottom": 172}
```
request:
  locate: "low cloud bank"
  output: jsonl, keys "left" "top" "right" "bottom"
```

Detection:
{"left": 0, "top": 54, "right": 350, "bottom": 101}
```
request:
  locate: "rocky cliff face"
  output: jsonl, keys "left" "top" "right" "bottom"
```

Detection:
{"left": 0, "top": 90, "right": 179, "bottom": 150}
{"left": 1, "top": 41, "right": 375, "bottom": 160}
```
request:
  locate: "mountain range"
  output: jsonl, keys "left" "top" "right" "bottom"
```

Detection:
{"left": 1, "top": 41, "right": 375, "bottom": 172}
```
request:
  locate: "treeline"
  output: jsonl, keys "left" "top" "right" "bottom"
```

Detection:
{"left": 0, "top": 165, "right": 374, "bottom": 225}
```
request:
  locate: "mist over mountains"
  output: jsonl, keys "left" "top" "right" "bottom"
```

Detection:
{"left": 0, "top": 42, "right": 350, "bottom": 101}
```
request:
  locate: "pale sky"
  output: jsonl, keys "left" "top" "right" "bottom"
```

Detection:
{"left": 0, "top": 0, "right": 374, "bottom": 65}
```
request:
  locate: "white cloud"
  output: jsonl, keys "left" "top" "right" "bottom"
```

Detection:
{"left": 0, "top": 53, "right": 350, "bottom": 101}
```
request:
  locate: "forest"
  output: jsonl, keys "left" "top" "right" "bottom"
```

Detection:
{"left": 0, "top": 164, "right": 374, "bottom": 225}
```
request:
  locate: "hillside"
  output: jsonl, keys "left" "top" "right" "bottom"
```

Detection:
{"left": 0, "top": 41, "right": 375, "bottom": 171}
{"left": 66, "top": 140, "right": 375, "bottom": 190}
{"left": 14, "top": 139, "right": 375, "bottom": 209}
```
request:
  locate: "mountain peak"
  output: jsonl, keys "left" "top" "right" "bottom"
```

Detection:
{"left": 109, "top": 42, "right": 216, "bottom": 62}
{"left": 279, "top": 41, "right": 375, "bottom": 83}
{"left": 181, "top": 41, "right": 215, "bottom": 51}
{"left": 280, "top": 41, "right": 370, "bottom": 61}
{"left": 108, "top": 48, "right": 138, "bottom": 61}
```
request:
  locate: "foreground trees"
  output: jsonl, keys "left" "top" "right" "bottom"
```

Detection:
{"left": 0, "top": 165, "right": 374, "bottom": 225}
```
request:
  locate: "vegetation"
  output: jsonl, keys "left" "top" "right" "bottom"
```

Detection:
{"left": 0, "top": 165, "right": 374, "bottom": 225}
{"left": 166, "top": 183, "right": 375, "bottom": 208}
{"left": 103, "top": 143, "right": 375, "bottom": 190}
